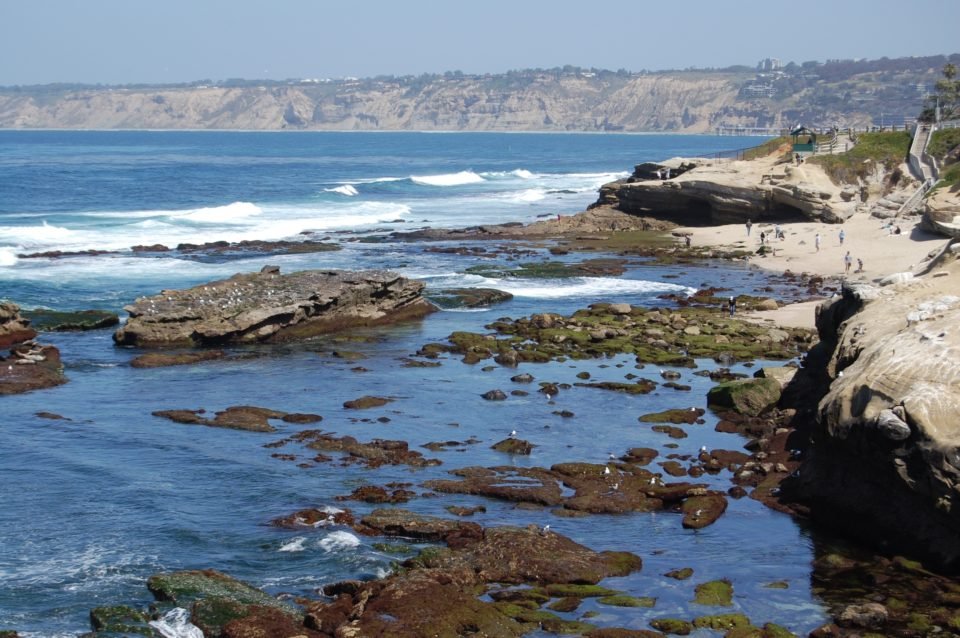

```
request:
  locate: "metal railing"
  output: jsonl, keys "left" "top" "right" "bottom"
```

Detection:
{"left": 896, "top": 177, "right": 935, "bottom": 218}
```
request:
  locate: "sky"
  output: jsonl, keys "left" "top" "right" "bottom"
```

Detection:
{"left": 2, "top": 0, "right": 958, "bottom": 86}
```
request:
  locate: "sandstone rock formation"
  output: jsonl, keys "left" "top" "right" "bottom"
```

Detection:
{"left": 923, "top": 187, "right": 960, "bottom": 238}
{"left": 0, "top": 302, "right": 36, "bottom": 348}
{"left": 791, "top": 240, "right": 960, "bottom": 568}
{"left": 113, "top": 269, "right": 436, "bottom": 347}
{"left": 593, "top": 155, "right": 859, "bottom": 225}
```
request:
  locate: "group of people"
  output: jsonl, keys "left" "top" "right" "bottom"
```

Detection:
{"left": 749, "top": 220, "right": 867, "bottom": 276}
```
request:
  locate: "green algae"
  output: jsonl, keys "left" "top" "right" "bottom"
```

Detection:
{"left": 547, "top": 597, "right": 582, "bottom": 612}
{"left": 89, "top": 605, "right": 152, "bottom": 635}
{"left": 693, "top": 579, "right": 733, "bottom": 606}
{"left": 372, "top": 542, "right": 417, "bottom": 556}
{"left": 692, "top": 613, "right": 751, "bottom": 629}
{"left": 597, "top": 595, "right": 656, "bottom": 608}
{"left": 649, "top": 618, "right": 693, "bottom": 635}
{"left": 664, "top": 567, "right": 694, "bottom": 580}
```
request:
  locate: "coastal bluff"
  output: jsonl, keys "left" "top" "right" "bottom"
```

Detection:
{"left": 790, "top": 241, "right": 960, "bottom": 567}
{"left": 593, "top": 156, "right": 863, "bottom": 225}
{"left": 113, "top": 268, "right": 436, "bottom": 348}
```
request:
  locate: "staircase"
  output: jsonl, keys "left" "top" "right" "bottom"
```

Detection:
{"left": 908, "top": 123, "right": 936, "bottom": 181}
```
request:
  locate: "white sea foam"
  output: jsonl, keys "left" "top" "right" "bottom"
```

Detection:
{"left": 319, "top": 530, "right": 362, "bottom": 552}
{"left": 0, "top": 247, "right": 18, "bottom": 267}
{"left": 509, "top": 188, "right": 547, "bottom": 203}
{"left": 279, "top": 536, "right": 308, "bottom": 552}
{"left": 411, "top": 171, "right": 484, "bottom": 187}
{"left": 475, "top": 277, "right": 696, "bottom": 299}
{"left": 150, "top": 608, "right": 204, "bottom": 638}
{"left": 0, "top": 221, "right": 74, "bottom": 247}
{"left": 320, "top": 505, "right": 345, "bottom": 515}
{"left": 325, "top": 184, "right": 359, "bottom": 196}
{"left": 174, "top": 201, "right": 262, "bottom": 224}
{"left": 512, "top": 169, "right": 536, "bottom": 179}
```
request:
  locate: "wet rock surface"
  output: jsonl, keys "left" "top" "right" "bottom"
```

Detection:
{"left": 114, "top": 269, "right": 437, "bottom": 347}
{"left": 20, "top": 308, "right": 119, "bottom": 332}
{"left": 0, "top": 341, "right": 67, "bottom": 395}
{"left": 151, "top": 405, "right": 287, "bottom": 432}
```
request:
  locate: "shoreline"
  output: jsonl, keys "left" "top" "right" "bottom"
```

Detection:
{"left": 676, "top": 213, "right": 951, "bottom": 329}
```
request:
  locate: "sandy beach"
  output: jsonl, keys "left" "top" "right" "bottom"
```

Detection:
{"left": 677, "top": 213, "right": 952, "bottom": 328}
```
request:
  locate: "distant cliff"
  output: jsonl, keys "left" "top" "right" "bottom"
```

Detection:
{"left": 1, "top": 54, "right": 955, "bottom": 132}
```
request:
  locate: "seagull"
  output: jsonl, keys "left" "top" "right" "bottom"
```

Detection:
{"left": 509, "top": 429, "right": 517, "bottom": 438}
{"left": 540, "top": 524, "right": 551, "bottom": 535}
{"left": 694, "top": 509, "right": 703, "bottom": 517}
{"left": 603, "top": 467, "right": 611, "bottom": 475}
{"left": 611, "top": 483, "right": 619, "bottom": 491}
{"left": 699, "top": 446, "right": 708, "bottom": 454}
{"left": 608, "top": 452, "right": 616, "bottom": 460}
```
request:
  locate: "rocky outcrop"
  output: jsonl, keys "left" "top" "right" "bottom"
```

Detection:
{"left": 113, "top": 269, "right": 436, "bottom": 347}
{"left": 0, "top": 302, "right": 36, "bottom": 348}
{"left": 790, "top": 241, "right": 960, "bottom": 568}
{"left": 594, "top": 158, "right": 857, "bottom": 225}
{"left": 923, "top": 187, "right": 960, "bottom": 238}
{"left": 0, "top": 341, "right": 66, "bottom": 395}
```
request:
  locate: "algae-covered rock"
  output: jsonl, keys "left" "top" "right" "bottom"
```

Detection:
{"left": 664, "top": 567, "right": 694, "bottom": 580}
{"left": 598, "top": 595, "right": 656, "bottom": 608}
{"left": 131, "top": 350, "right": 227, "bottom": 368}
{"left": 492, "top": 438, "right": 535, "bottom": 455}
{"left": 692, "top": 612, "right": 751, "bottom": 629}
{"left": 343, "top": 395, "right": 392, "bottom": 409}
{"left": 23, "top": 308, "right": 119, "bottom": 331}
{"left": 146, "top": 569, "right": 299, "bottom": 637}
{"left": 638, "top": 408, "right": 705, "bottom": 424}
{"left": 89, "top": 605, "right": 152, "bottom": 635}
{"left": 650, "top": 618, "right": 693, "bottom": 635}
{"left": 707, "top": 378, "right": 781, "bottom": 417}
{"left": 693, "top": 578, "right": 734, "bottom": 606}
{"left": 427, "top": 288, "right": 514, "bottom": 309}
{"left": 681, "top": 493, "right": 728, "bottom": 529}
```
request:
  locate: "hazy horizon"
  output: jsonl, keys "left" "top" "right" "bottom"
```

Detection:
{"left": 2, "top": 0, "right": 959, "bottom": 86}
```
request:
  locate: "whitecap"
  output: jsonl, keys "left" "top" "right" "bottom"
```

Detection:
{"left": 0, "top": 247, "right": 18, "bottom": 267}
{"left": 173, "top": 201, "right": 262, "bottom": 224}
{"left": 278, "top": 536, "right": 308, "bottom": 552}
{"left": 509, "top": 188, "right": 547, "bottom": 203}
{"left": 324, "top": 184, "right": 359, "bottom": 196}
{"left": 0, "top": 221, "right": 74, "bottom": 246}
{"left": 411, "top": 171, "right": 484, "bottom": 187}
{"left": 149, "top": 607, "right": 204, "bottom": 638}
{"left": 319, "top": 530, "right": 362, "bottom": 552}
{"left": 512, "top": 169, "right": 536, "bottom": 179}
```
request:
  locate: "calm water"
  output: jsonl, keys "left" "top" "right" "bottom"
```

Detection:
{"left": 0, "top": 131, "right": 830, "bottom": 637}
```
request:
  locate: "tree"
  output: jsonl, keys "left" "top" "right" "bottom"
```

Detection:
{"left": 922, "top": 63, "right": 960, "bottom": 122}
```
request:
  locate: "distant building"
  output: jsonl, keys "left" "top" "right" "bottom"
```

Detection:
{"left": 758, "top": 58, "right": 782, "bottom": 71}
{"left": 741, "top": 83, "right": 777, "bottom": 98}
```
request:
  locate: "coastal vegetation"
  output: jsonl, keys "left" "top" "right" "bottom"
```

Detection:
{"left": 929, "top": 128, "right": 960, "bottom": 190}
{"left": 806, "top": 131, "right": 911, "bottom": 185}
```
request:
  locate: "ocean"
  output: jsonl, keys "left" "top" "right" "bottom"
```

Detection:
{"left": 0, "top": 131, "right": 831, "bottom": 636}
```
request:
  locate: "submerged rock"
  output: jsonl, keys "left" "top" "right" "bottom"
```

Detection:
{"left": 114, "top": 269, "right": 436, "bottom": 347}
{"left": 21, "top": 308, "right": 119, "bottom": 332}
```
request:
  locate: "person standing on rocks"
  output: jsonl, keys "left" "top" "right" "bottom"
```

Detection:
{"left": 728, "top": 296, "right": 736, "bottom": 317}
{"left": 844, "top": 251, "right": 853, "bottom": 274}
{"left": 746, "top": 219, "right": 752, "bottom": 237}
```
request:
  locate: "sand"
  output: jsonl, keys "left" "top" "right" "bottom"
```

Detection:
{"left": 676, "top": 213, "right": 952, "bottom": 329}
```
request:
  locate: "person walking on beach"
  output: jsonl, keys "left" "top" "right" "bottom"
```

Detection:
{"left": 815, "top": 233, "right": 821, "bottom": 252}
{"left": 839, "top": 229, "right": 846, "bottom": 245}
{"left": 856, "top": 258, "right": 864, "bottom": 273}
{"left": 844, "top": 251, "right": 852, "bottom": 274}
{"left": 746, "top": 219, "right": 752, "bottom": 237}
{"left": 728, "top": 296, "right": 736, "bottom": 317}
{"left": 760, "top": 231, "right": 766, "bottom": 245}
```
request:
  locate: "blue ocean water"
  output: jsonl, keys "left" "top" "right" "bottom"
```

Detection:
{"left": 0, "top": 131, "right": 831, "bottom": 637}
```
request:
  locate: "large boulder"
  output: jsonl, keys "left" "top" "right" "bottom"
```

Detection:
{"left": 114, "top": 269, "right": 437, "bottom": 347}
{"left": 707, "top": 377, "right": 782, "bottom": 417}
{"left": 793, "top": 245, "right": 960, "bottom": 568}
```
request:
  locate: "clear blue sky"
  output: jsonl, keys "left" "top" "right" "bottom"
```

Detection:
{"left": 2, "top": 0, "right": 958, "bottom": 85}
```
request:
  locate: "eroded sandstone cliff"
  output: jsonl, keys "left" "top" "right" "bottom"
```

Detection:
{"left": 789, "top": 242, "right": 960, "bottom": 568}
